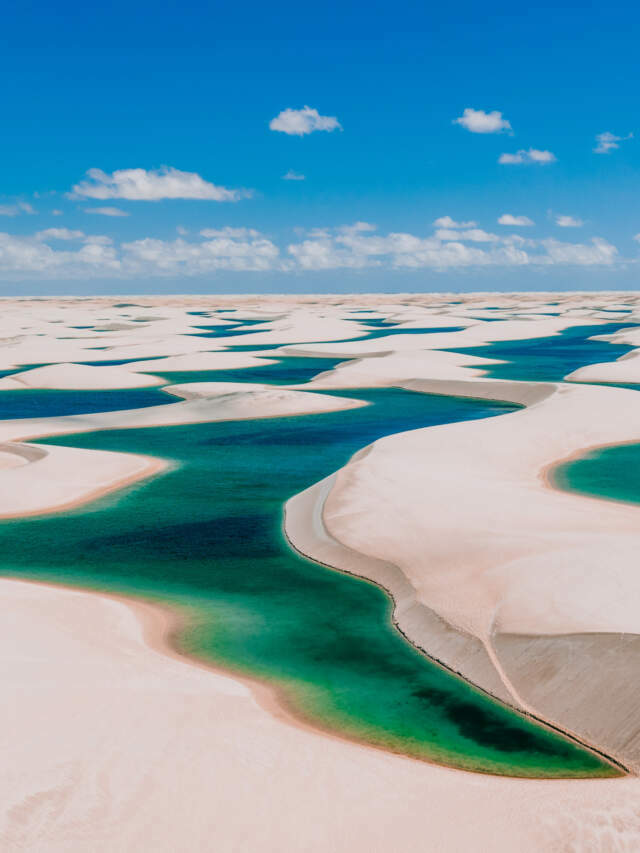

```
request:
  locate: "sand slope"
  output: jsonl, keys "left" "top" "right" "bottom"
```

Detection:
{"left": 2, "top": 577, "right": 639, "bottom": 852}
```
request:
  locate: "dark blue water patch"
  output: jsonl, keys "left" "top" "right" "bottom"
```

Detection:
{"left": 358, "top": 317, "right": 400, "bottom": 328}
{"left": 152, "top": 356, "right": 346, "bottom": 387}
{"left": 371, "top": 325, "right": 464, "bottom": 336}
{"left": 0, "top": 363, "right": 52, "bottom": 378}
{"left": 446, "top": 323, "right": 636, "bottom": 383}
{"left": 224, "top": 343, "right": 288, "bottom": 352}
{"left": 187, "top": 327, "right": 259, "bottom": 339}
{"left": 78, "top": 356, "right": 166, "bottom": 367}
{"left": 465, "top": 317, "right": 507, "bottom": 322}
{"left": 0, "top": 386, "right": 171, "bottom": 420}
{"left": 186, "top": 318, "right": 273, "bottom": 339}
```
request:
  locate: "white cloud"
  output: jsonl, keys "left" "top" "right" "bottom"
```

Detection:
{"left": 498, "top": 214, "right": 534, "bottom": 226}
{"left": 555, "top": 214, "right": 584, "bottom": 227}
{"left": 435, "top": 228, "right": 499, "bottom": 242}
{"left": 71, "top": 167, "right": 250, "bottom": 202}
{"left": 499, "top": 148, "right": 556, "bottom": 165}
{"left": 433, "top": 216, "right": 477, "bottom": 228}
{"left": 594, "top": 131, "right": 633, "bottom": 154}
{"left": 453, "top": 108, "right": 511, "bottom": 134}
{"left": 287, "top": 224, "right": 618, "bottom": 271}
{"left": 199, "top": 227, "right": 262, "bottom": 239}
{"left": 282, "top": 170, "right": 306, "bottom": 181}
{"left": 84, "top": 206, "right": 130, "bottom": 217}
{"left": 123, "top": 231, "right": 279, "bottom": 273}
{"left": 0, "top": 223, "right": 623, "bottom": 279}
{"left": 0, "top": 202, "right": 36, "bottom": 217}
{"left": 269, "top": 106, "right": 341, "bottom": 136}
{"left": 539, "top": 238, "right": 617, "bottom": 265}
{"left": 35, "top": 228, "right": 85, "bottom": 241}
{"left": 0, "top": 232, "right": 120, "bottom": 276}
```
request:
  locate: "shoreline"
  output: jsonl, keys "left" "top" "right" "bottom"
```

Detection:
{"left": 6, "top": 572, "right": 625, "bottom": 780}
{"left": 284, "top": 375, "right": 640, "bottom": 772}
{"left": 283, "top": 475, "right": 627, "bottom": 777}
{"left": 0, "top": 376, "right": 630, "bottom": 776}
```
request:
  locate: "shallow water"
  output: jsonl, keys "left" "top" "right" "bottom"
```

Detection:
{"left": 553, "top": 442, "right": 640, "bottom": 506}
{"left": 0, "top": 383, "right": 614, "bottom": 777}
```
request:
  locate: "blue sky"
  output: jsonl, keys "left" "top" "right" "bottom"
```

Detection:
{"left": 1, "top": 0, "right": 638, "bottom": 293}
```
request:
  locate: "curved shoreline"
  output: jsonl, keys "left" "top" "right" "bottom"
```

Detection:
{"left": 0, "top": 381, "right": 620, "bottom": 778}
{"left": 283, "top": 473, "right": 627, "bottom": 776}
{"left": 284, "top": 375, "right": 640, "bottom": 771}
{"left": 0, "top": 375, "right": 631, "bottom": 775}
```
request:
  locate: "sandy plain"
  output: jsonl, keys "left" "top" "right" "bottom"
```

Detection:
{"left": 2, "top": 293, "right": 640, "bottom": 850}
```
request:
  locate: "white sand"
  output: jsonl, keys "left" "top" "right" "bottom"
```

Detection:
{"left": 2, "top": 577, "right": 639, "bottom": 852}
{"left": 2, "top": 294, "right": 640, "bottom": 849}
{"left": 0, "top": 362, "right": 164, "bottom": 390}
{"left": 567, "top": 348, "right": 640, "bottom": 384}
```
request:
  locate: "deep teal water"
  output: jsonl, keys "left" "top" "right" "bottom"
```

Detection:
{"left": 0, "top": 386, "right": 171, "bottom": 420}
{"left": 0, "top": 382, "right": 614, "bottom": 777}
{"left": 448, "top": 323, "right": 635, "bottom": 382}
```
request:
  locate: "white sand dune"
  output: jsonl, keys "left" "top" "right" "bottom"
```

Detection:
{"left": 0, "top": 362, "right": 164, "bottom": 391}
{"left": 2, "top": 577, "right": 639, "bottom": 852}
{"left": 288, "top": 375, "right": 640, "bottom": 770}
{"left": 567, "top": 348, "right": 640, "bottom": 384}
{"left": 124, "top": 351, "right": 278, "bottom": 373}
{"left": 2, "top": 294, "right": 640, "bottom": 850}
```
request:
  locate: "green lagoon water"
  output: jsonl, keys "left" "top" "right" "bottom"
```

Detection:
{"left": 0, "top": 378, "right": 616, "bottom": 777}
{"left": 553, "top": 442, "right": 640, "bottom": 507}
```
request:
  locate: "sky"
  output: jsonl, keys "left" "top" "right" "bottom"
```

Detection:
{"left": 0, "top": 0, "right": 638, "bottom": 294}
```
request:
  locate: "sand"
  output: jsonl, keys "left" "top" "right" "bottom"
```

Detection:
{"left": 3, "top": 576, "right": 640, "bottom": 852}
{"left": 0, "top": 362, "right": 165, "bottom": 390}
{"left": 3, "top": 293, "right": 640, "bottom": 849}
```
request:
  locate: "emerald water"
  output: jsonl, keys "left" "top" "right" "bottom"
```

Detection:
{"left": 553, "top": 442, "right": 640, "bottom": 507}
{"left": 0, "top": 381, "right": 615, "bottom": 777}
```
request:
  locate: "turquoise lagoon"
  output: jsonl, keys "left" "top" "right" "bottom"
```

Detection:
{"left": 0, "top": 371, "right": 617, "bottom": 778}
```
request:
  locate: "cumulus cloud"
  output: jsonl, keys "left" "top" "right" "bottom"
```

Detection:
{"left": 84, "top": 206, "right": 130, "bottom": 217}
{"left": 539, "top": 238, "right": 617, "bottom": 265}
{"left": 199, "top": 227, "right": 262, "bottom": 238}
{"left": 71, "top": 167, "right": 250, "bottom": 202}
{"left": 0, "top": 223, "right": 623, "bottom": 279}
{"left": 453, "top": 108, "right": 511, "bottom": 134}
{"left": 287, "top": 223, "right": 617, "bottom": 271}
{"left": 498, "top": 214, "right": 534, "bottom": 226}
{"left": 435, "top": 228, "right": 499, "bottom": 242}
{"left": 35, "top": 228, "right": 86, "bottom": 241}
{"left": 282, "top": 170, "right": 306, "bottom": 181}
{"left": 499, "top": 148, "right": 556, "bottom": 165}
{"left": 555, "top": 215, "right": 584, "bottom": 227}
{"left": 0, "top": 232, "right": 120, "bottom": 276}
{"left": 594, "top": 131, "right": 633, "bottom": 154}
{"left": 122, "top": 231, "right": 279, "bottom": 274}
{"left": 433, "top": 216, "right": 477, "bottom": 228}
{"left": 269, "top": 106, "right": 341, "bottom": 136}
{"left": 0, "top": 201, "right": 36, "bottom": 217}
